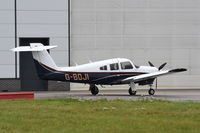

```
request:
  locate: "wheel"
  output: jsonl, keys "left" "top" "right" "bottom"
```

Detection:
{"left": 90, "top": 85, "right": 99, "bottom": 95}
{"left": 148, "top": 88, "right": 155, "bottom": 95}
{"left": 128, "top": 87, "right": 137, "bottom": 95}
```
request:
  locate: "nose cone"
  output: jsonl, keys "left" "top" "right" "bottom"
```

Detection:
{"left": 139, "top": 66, "right": 158, "bottom": 73}
{"left": 148, "top": 66, "right": 158, "bottom": 72}
{"left": 153, "top": 67, "right": 159, "bottom": 72}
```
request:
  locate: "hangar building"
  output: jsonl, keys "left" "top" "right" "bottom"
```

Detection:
{"left": 0, "top": 0, "right": 199, "bottom": 91}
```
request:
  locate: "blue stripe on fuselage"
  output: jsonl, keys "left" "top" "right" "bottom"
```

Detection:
{"left": 33, "top": 59, "right": 145, "bottom": 85}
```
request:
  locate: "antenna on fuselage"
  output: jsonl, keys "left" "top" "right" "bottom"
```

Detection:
{"left": 72, "top": 60, "right": 78, "bottom": 66}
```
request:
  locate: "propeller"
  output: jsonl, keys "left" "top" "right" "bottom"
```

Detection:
{"left": 148, "top": 61, "right": 154, "bottom": 67}
{"left": 148, "top": 61, "right": 167, "bottom": 90}
{"left": 158, "top": 62, "right": 167, "bottom": 70}
{"left": 148, "top": 61, "right": 167, "bottom": 71}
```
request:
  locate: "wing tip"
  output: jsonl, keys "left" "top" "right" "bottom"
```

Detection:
{"left": 169, "top": 68, "right": 187, "bottom": 73}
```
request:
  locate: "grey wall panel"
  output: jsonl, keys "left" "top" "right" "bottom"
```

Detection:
{"left": 71, "top": 0, "right": 200, "bottom": 88}
{"left": 0, "top": 38, "right": 15, "bottom": 50}
{"left": 17, "top": 0, "right": 68, "bottom": 10}
{"left": 0, "top": 25, "right": 14, "bottom": 36}
{"left": 72, "top": 22, "right": 95, "bottom": 35}
{"left": 124, "top": 24, "right": 146, "bottom": 35}
{"left": 146, "top": 0, "right": 175, "bottom": 8}
{"left": 145, "top": 24, "right": 174, "bottom": 35}
{"left": 96, "top": 23, "right": 123, "bottom": 35}
{"left": 16, "top": 0, "right": 69, "bottom": 78}
{"left": 95, "top": 37, "right": 123, "bottom": 49}
{"left": 175, "top": 0, "right": 200, "bottom": 8}
{"left": 51, "top": 38, "right": 68, "bottom": 50}
{"left": 72, "top": 0, "right": 95, "bottom": 9}
{"left": 125, "top": 12, "right": 147, "bottom": 22}
{"left": 18, "top": 25, "right": 68, "bottom": 37}
{"left": 18, "top": 11, "right": 68, "bottom": 24}
{"left": 71, "top": 37, "right": 95, "bottom": 50}
{"left": 72, "top": 12, "right": 95, "bottom": 22}
{"left": 175, "top": 12, "right": 200, "bottom": 23}
{"left": 0, "top": 65, "right": 15, "bottom": 78}
{"left": 50, "top": 51, "right": 69, "bottom": 66}
{"left": 0, "top": 0, "right": 14, "bottom": 9}
{"left": 0, "top": 11, "right": 14, "bottom": 23}
{"left": 0, "top": 52, "right": 15, "bottom": 65}
{"left": 190, "top": 49, "right": 200, "bottom": 75}
{"left": 96, "top": 0, "right": 123, "bottom": 8}
{"left": 124, "top": 0, "right": 147, "bottom": 8}
{"left": 97, "top": 12, "right": 123, "bottom": 22}
{"left": 0, "top": 0, "right": 15, "bottom": 78}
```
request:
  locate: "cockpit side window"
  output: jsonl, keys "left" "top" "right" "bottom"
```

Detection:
{"left": 120, "top": 61, "right": 133, "bottom": 69}
{"left": 100, "top": 65, "right": 107, "bottom": 70}
{"left": 110, "top": 63, "right": 119, "bottom": 70}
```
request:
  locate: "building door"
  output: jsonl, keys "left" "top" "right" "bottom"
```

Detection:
{"left": 19, "top": 38, "right": 49, "bottom": 91}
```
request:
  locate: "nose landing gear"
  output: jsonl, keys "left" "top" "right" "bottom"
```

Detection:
{"left": 148, "top": 85, "right": 155, "bottom": 95}
{"left": 148, "top": 88, "right": 155, "bottom": 95}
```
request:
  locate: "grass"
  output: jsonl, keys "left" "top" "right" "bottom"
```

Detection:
{"left": 0, "top": 99, "right": 200, "bottom": 133}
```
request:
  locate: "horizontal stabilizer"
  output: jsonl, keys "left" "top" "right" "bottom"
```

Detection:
{"left": 11, "top": 43, "right": 57, "bottom": 52}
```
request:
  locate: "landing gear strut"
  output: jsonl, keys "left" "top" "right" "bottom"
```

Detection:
{"left": 129, "top": 81, "right": 137, "bottom": 95}
{"left": 129, "top": 87, "right": 137, "bottom": 95}
{"left": 89, "top": 85, "right": 99, "bottom": 95}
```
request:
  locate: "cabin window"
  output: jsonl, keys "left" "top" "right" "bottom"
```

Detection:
{"left": 100, "top": 65, "right": 107, "bottom": 70}
{"left": 120, "top": 61, "right": 133, "bottom": 69}
{"left": 110, "top": 63, "right": 119, "bottom": 70}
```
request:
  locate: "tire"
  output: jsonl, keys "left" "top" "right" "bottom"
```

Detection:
{"left": 148, "top": 88, "right": 155, "bottom": 95}
{"left": 128, "top": 87, "right": 137, "bottom": 95}
{"left": 90, "top": 85, "right": 99, "bottom": 95}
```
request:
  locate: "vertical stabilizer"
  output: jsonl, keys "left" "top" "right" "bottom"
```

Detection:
{"left": 11, "top": 43, "right": 58, "bottom": 79}
{"left": 30, "top": 43, "right": 58, "bottom": 70}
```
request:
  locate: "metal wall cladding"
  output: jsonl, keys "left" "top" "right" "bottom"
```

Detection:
{"left": 17, "top": 0, "right": 69, "bottom": 68}
{"left": 0, "top": 0, "right": 200, "bottom": 87}
{"left": 0, "top": 0, "right": 69, "bottom": 78}
{"left": 0, "top": 0, "right": 15, "bottom": 78}
{"left": 71, "top": 0, "right": 200, "bottom": 87}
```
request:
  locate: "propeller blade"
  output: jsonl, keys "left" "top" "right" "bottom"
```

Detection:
{"left": 148, "top": 61, "right": 154, "bottom": 67}
{"left": 158, "top": 62, "right": 167, "bottom": 70}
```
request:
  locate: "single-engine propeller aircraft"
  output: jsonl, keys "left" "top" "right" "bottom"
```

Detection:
{"left": 12, "top": 43, "right": 187, "bottom": 95}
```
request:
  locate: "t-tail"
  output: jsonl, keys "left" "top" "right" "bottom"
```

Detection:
{"left": 11, "top": 43, "right": 58, "bottom": 79}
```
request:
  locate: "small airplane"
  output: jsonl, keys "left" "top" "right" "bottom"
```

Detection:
{"left": 12, "top": 43, "right": 187, "bottom": 95}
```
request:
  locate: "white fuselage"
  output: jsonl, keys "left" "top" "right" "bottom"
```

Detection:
{"left": 58, "top": 58, "right": 158, "bottom": 74}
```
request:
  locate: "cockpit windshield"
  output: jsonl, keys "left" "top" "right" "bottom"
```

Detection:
{"left": 120, "top": 61, "right": 133, "bottom": 69}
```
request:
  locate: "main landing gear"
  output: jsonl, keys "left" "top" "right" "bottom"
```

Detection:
{"left": 129, "top": 87, "right": 137, "bottom": 95}
{"left": 128, "top": 82, "right": 155, "bottom": 96}
{"left": 89, "top": 84, "right": 155, "bottom": 96}
{"left": 129, "top": 81, "right": 137, "bottom": 95}
{"left": 89, "top": 85, "right": 99, "bottom": 95}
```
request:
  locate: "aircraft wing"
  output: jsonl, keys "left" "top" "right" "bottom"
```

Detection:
{"left": 121, "top": 68, "right": 187, "bottom": 83}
